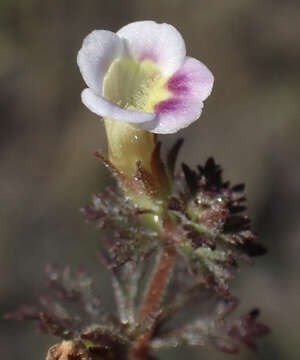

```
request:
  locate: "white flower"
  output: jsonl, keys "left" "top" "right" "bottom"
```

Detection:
{"left": 77, "top": 21, "right": 214, "bottom": 134}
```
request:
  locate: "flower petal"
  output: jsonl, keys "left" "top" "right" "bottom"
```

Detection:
{"left": 81, "top": 88, "right": 156, "bottom": 124}
{"left": 77, "top": 30, "right": 124, "bottom": 95}
{"left": 167, "top": 56, "right": 214, "bottom": 101}
{"left": 117, "top": 21, "right": 186, "bottom": 77}
{"left": 140, "top": 98, "right": 203, "bottom": 134}
{"left": 140, "top": 57, "right": 214, "bottom": 134}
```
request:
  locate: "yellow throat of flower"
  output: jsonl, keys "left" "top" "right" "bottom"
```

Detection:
{"left": 103, "top": 57, "right": 170, "bottom": 176}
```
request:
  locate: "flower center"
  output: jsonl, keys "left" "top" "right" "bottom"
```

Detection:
{"left": 102, "top": 58, "right": 170, "bottom": 177}
{"left": 103, "top": 57, "right": 170, "bottom": 113}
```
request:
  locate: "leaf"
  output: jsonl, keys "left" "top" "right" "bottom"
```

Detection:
{"left": 167, "top": 138, "right": 184, "bottom": 177}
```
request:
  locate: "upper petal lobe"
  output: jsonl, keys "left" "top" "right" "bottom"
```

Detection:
{"left": 117, "top": 21, "right": 186, "bottom": 77}
{"left": 77, "top": 30, "right": 124, "bottom": 95}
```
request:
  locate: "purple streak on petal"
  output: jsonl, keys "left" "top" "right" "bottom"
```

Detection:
{"left": 139, "top": 51, "right": 158, "bottom": 62}
{"left": 167, "top": 73, "right": 189, "bottom": 95}
{"left": 155, "top": 98, "right": 182, "bottom": 114}
{"left": 140, "top": 57, "right": 213, "bottom": 134}
{"left": 167, "top": 57, "right": 214, "bottom": 101}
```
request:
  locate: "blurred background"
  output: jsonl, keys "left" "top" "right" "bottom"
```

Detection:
{"left": 1, "top": 0, "right": 300, "bottom": 359}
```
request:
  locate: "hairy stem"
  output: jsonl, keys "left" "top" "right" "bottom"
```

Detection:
{"left": 139, "top": 245, "right": 176, "bottom": 322}
{"left": 132, "top": 240, "right": 176, "bottom": 358}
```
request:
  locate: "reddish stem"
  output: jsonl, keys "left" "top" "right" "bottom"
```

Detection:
{"left": 138, "top": 245, "right": 176, "bottom": 322}
{"left": 132, "top": 238, "right": 176, "bottom": 358}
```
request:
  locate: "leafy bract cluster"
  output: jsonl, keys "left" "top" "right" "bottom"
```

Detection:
{"left": 82, "top": 186, "right": 159, "bottom": 269}
{"left": 6, "top": 267, "right": 268, "bottom": 360}
{"left": 6, "top": 140, "right": 269, "bottom": 360}
{"left": 84, "top": 140, "right": 266, "bottom": 296}
{"left": 171, "top": 155, "right": 266, "bottom": 295}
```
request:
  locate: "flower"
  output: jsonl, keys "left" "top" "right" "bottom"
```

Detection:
{"left": 77, "top": 21, "right": 214, "bottom": 135}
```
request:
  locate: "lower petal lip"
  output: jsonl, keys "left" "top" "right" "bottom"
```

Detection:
{"left": 81, "top": 88, "right": 156, "bottom": 124}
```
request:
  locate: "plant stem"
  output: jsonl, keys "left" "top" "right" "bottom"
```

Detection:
{"left": 132, "top": 238, "right": 176, "bottom": 358}
{"left": 138, "top": 245, "right": 176, "bottom": 322}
